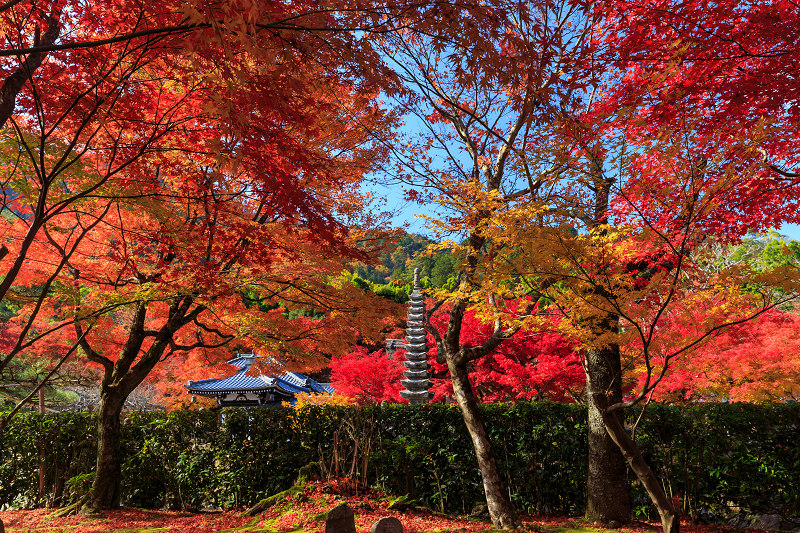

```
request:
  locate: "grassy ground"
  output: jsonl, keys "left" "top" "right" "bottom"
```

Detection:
{"left": 0, "top": 481, "right": 748, "bottom": 533}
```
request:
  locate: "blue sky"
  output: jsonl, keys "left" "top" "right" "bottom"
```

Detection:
{"left": 375, "top": 181, "right": 800, "bottom": 243}
{"left": 776, "top": 223, "right": 800, "bottom": 241}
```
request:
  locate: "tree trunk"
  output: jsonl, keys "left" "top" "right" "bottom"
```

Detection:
{"left": 448, "top": 358, "right": 519, "bottom": 529}
{"left": 585, "top": 344, "right": 631, "bottom": 524}
{"left": 38, "top": 385, "right": 47, "bottom": 504}
{"left": 72, "top": 296, "right": 197, "bottom": 514}
{"left": 600, "top": 400, "right": 679, "bottom": 533}
{"left": 584, "top": 156, "right": 632, "bottom": 524}
{"left": 84, "top": 389, "right": 126, "bottom": 513}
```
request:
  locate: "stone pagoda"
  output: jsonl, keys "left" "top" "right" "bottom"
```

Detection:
{"left": 399, "top": 269, "right": 431, "bottom": 404}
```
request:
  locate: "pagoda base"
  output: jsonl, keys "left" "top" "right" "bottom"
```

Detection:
{"left": 400, "top": 389, "right": 433, "bottom": 404}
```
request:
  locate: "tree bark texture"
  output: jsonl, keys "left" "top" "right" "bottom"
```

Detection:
{"left": 38, "top": 386, "right": 46, "bottom": 503}
{"left": 448, "top": 358, "right": 519, "bottom": 529}
{"left": 584, "top": 342, "right": 631, "bottom": 523}
{"left": 85, "top": 390, "right": 126, "bottom": 512}
{"left": 582, "top": 155, "right": 632, "bottom": 523}
{"left": 598, "top": 397, "right": 680, "bottom": 533}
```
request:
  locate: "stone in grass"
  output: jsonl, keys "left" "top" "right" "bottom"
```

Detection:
{"left": 469, "top": 503, "right": 489, "bottom": 518}
{"left": 372, "top": 516, "right": 403, "bottom": 533}
{"left": 750, "top": 514, "right": 781, "bottom": 531}
{"left": 325, "top": 503, "right": 356, "bottom": 533}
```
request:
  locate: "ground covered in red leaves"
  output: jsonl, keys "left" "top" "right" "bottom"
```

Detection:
{"left": 0, "top": 480, "right": 752, "bottom": 533}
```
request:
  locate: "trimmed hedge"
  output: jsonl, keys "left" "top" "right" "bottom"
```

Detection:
{"left": 1, "top": 402, "right": 798, "bottom": 519}
{"left": 633, "top": 403, "right": 800, "bottom": 519}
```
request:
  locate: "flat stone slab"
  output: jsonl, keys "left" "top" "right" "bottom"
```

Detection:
{"left": 372, "top": 516, "right": 403, "bottom": 533}
{"left": 325, "top": 503, "right": 356, "bottom": 533}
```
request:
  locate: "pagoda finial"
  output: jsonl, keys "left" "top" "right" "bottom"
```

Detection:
{"left": 413, "top": 267, "right": 420, "bottom": 287}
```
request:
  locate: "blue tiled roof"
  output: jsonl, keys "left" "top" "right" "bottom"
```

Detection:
{"left": 270, "top": 373, "right": 333, "bottom": 395}
{"left": 226, "top": 353, "right": 259, "bottom": 369}
{"left": 185, "top": 356, "right": 334, "bottom": 398}
{"left": 279, "top": 372, "right": 334, "bottom": 394}
{"left": 186, "top": 370, "right": 269, "bottom": 395}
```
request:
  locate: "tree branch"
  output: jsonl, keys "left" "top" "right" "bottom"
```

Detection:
{"left": 0, "top": 5, "right": 61, "bottom": 126}
{"left": 0, "top": 327, "right": 89, "bottom": 436}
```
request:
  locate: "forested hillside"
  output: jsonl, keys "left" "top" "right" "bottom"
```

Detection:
{"left": 351, "top": 232, "right": 460, "bottom": 288}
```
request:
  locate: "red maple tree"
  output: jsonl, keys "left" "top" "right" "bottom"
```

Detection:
{"left": 331, "top": 308, "right": 583, "bottom": 405}
{"left": 0, "top": 0, "right": 403, "bottom": 514}
{"left": 330, "top": 346, "right": 406, "bottom": 404}
{"left": 0, "top": 0, "right": 401, "bottom": 415}
{"left": 638, "top": 309, "right": 800, "bottom": 403}
{"left": 427, "top": 310, "right": 584, "bottom": 404}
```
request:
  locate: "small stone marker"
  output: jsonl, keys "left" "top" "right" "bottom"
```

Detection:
{"left": 469, "top": 503, "right": 489, "bottom": 518}
{"left": 372, "top": 516, "right": 403, "bottom": 533}
{"left": 325, "top": 503, "right": 356, "bottom": 533}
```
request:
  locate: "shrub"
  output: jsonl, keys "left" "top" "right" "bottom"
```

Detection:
{"left": 1, "top": 402, "right": 797, "bottom": 518}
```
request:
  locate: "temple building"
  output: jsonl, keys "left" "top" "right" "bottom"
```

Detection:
{"left": 185, "top": 353, "right": 334, "bottom": 407}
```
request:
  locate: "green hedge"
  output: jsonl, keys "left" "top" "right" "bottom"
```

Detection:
{"left": 632, "top": 403, "right": 800, "bottom": 519}
{"left": 1, "top": 402, "right": 798, "bottom": 519}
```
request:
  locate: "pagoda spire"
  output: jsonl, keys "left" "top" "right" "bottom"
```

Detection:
{"left": 399, "top": 268, "right": 430, "bottom": 404}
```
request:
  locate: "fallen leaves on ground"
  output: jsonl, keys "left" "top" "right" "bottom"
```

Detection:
{"left": 0, "top": 507, "right": 252, "bottom": 532}
{"left": 0, "top": 480, "right": 761, "bottom": 533}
